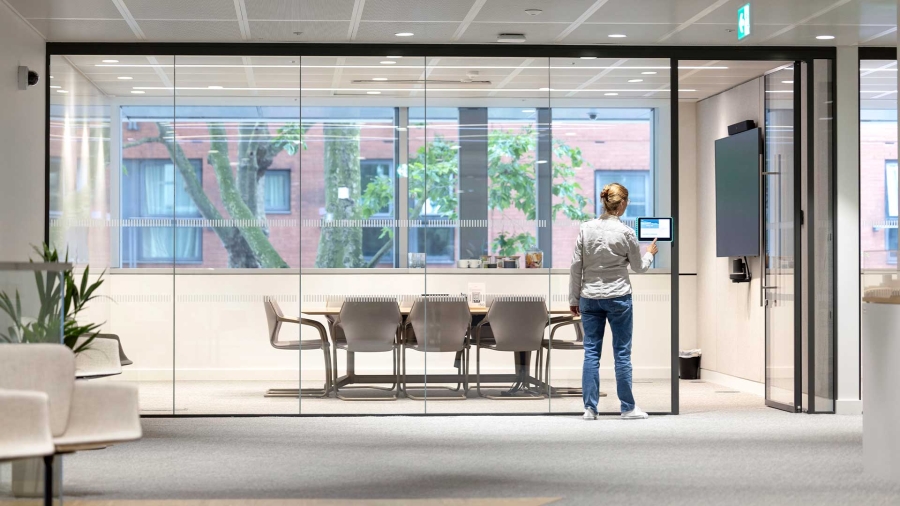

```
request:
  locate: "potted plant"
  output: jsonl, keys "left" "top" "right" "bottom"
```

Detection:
{"left": 0, "top": 244, "right": 107, "bottom": 354}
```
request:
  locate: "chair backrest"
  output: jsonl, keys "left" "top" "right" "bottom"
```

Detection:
{"left": 325, "top": 296, "right": 345, "bottom": 309}
{"left": 263, "top": 299, "right": 282, "bottom": 346}
{"left": 338, "top": 298, "right": 401, "bottom": 352}
{"left": 485, "top": 296, "right": 549, "bottom": 352}
{"left": 407, "top": 296, "right": 470, "bottom": 353}
{"left": 0, "top": 344, "right": 75, "bottom": 437}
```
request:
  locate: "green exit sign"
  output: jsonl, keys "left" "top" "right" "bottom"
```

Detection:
{"left": 737, "top": 3, "right": 751, "bottom": 40}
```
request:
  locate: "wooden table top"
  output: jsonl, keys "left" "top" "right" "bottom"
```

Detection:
{"left": 301, "top": 306, "right": 576, "bottom": 316}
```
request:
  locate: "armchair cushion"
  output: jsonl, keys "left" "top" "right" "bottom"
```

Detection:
{"left": 53, "top": 382, "right": 142, "bottom": 453}
{"left": 0, "top": 389, "right": 54, "bottom": 461}
{"left": 0, "top": 344, "right": 74, "bottom": 437}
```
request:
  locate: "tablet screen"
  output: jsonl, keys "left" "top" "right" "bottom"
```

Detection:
{"left": 637, "top": 217, "right": 674, "bottom": 242}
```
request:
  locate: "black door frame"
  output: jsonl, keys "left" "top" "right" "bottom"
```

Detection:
{"left": 45, "top": 42, "right": 836, "bottom": 417}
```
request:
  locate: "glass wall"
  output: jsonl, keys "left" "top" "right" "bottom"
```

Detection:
{"left": 47, "top": 51, "right": 676, "bottom": 415}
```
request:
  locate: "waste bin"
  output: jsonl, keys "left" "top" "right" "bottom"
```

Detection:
{"left": 679, "top": 354, "right": 701, "bottom": 380}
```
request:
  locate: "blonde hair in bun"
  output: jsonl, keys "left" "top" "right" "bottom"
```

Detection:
{"left": 600, "top": 183, "right": 628, "bottom": 215}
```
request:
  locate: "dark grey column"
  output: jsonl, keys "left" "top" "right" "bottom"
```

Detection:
{"left": 536, "top": 107, "right": 553, "bottom": 266}
{"left": 458, "top": 107, "right": 488, "bottom": 258}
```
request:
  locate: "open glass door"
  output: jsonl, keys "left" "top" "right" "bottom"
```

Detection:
{"left": 762, "top": 64, "right": 802, "bottom": 412}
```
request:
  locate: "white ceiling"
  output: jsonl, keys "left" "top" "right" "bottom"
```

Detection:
{"left": 5, "top": 0, "right": 898, "bottom": 46}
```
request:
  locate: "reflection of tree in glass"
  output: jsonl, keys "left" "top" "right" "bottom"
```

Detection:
{"left": 127, "top": 122, "right": 307, "bottom": 268}
{"left": 359, "top": 129, "right": 591, "bottom": 263}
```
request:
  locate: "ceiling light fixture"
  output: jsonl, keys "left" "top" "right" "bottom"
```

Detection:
{"left": 117, "top": 76, "right": 133, "bottom": 80}
{"left": 49, "top": 75, "right": 54, "bottom": 79}
{"left": 525, "top": 8, "right": 542, "bottom": 15}
{"left": 539, "top": 87, "right": 552, "bottom": 91}
{"left": 816, "top": 35, "right": 835, "bottom": 40}
{"left": 498, "top": 33, "right": 527, "bottom": 43}
{"left": 208, "top": 85, "right": 224, "bottom": 89}
{"left": 380, "top": 61, "right": 396, "bottom": 65}
{"left": 608, "top": 34, "right": 627, "bottom": 38}
{"left": 131, "top": 90, "right": 145, "bottom": 94}
{"left": 366, "top": 91, "right": 381, "bottom": 94}
{"left": 641, "top": 71, "right": 657, "bottom": 75}
{"left": 605, "top": 92, "right": 619, "bottom": 96}
{"left": 782, "top": 80, "right": 794, "bottom": 84}
{"left": 386, "top": 56, "right": 402, "bottom": 59}
{"left": 102, "top": 59, "right": 119, "bottom": 63}
{"left": 395, "top": 32, "right": 414, "bottom": 37}
{"left": 628, "top": 79, "right": 643, "bottom": 83}
{"left": 372, "top": 77, "right": 388, "bottom": 81}
{"left": 522, "top": 109, "right": 535, "bottom": 113}
{"left": 580, "top": 56, "right": 597, "bottom": 60}
{"left": 56, "top": 90, "right": 68, "bottom": 94}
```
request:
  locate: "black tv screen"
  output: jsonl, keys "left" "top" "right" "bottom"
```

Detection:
{"left": 715, "top": 128, "right": 761, "bottom": 258}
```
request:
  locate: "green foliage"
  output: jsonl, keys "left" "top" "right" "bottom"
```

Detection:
{"left": 357, "top": 128, "right": 592, "bottom": 263}
{"left": 273, "top": 122, "right": 310, "bottom": 156}
{"left": 0, "top": 244, "right": 107, "bottom": 354}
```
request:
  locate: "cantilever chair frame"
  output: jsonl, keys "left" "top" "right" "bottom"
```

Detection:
{"left": 536, "top": 317, "right": 584, "bottom": 397}
{"left": 331, "top": 300, "right": 403, "bottom": 401}
{"left": 264, "top": 300, "right": 333, "bottom": 398}
{"left": 399, "top": 298, "right": 472, "bottom": 401}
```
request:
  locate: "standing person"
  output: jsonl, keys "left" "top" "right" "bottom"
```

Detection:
{"left": 569, "top": 183, "right": 658, "bottom": 420}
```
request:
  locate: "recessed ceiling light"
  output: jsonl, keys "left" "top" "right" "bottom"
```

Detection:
{"left": 816, "top": 35, "right": 835, "bottom": 40}
{"left": 49, "top": 75, "right": 54, "bottom": 79}
{"left": 628, "top": 79, "right": 643, "bottom": 83}
{"left": 608, "top": 34, "right": 627, "bottom": 38}
{"left": 580, "top": 56, "right": 597, "bottom": 60}
{"left": 642, "top": 71, "right": 657, "bottom": 75}
{"left": 367, "top": 91, "right": 381, "bottom": 94}
{"left": 56, "top": 90, "right": 68, "bottom": 94}
{"left": 386, "top": 56, "right": 403, "bottom": 59}
{"left": 604, "top": 92, "right": 619, "bottom": 96}
{"left": 539, "top": 87, "right": 552, "bottom": 91}
{"left": 372, "top": 77, "right": 388, "bottom": 81}
{"left": 50, "top": 85, "right": 60, "bottom": 89}
{"left": 782, "top": 80, "right": 794, "bottom": 84}
{"left": 102, "top": 59, "right": 119, "bottom": 63}
{"left": 208, "top": 85, "right": 224, "bottom": 89}
{"left": 380, "top": 61, "right": 396, "bottom": 65}
{"left": 131, "top": 90, "right": 145, "bottom": 94}
{"left": 522, "top": 109, "right": 535, "bottom": 113}
{"left": 395, "top": 32, "right": 414, "bottom": 37}
{"left": 117, "top": 76, "right": 133, "bottom": 80}
{"left": 525, "top": 8, "right": 542, "bottom": 15}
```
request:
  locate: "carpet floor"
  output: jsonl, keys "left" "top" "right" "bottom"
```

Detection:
{"left": 2, "top": 405, "right": 897, "bottom": 505}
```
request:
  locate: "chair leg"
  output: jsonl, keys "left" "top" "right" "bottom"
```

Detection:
{"left": 476, "top": 345, "right": 484, "bottom": 398}
{"left": 43, "top": 455, "right": 53, "bottom": 506}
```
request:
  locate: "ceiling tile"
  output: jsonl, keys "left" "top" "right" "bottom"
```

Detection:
{"left": 138, "top": 20, "right": 243, "bottom": 42}
{"left": 361, "top": 0, "right": 476, "bottom": 22}
{"left": 701, "top": 0, "right": 855, "bottom": 25}
{"left": 587, "top": 0, "right": 723, "bottom": 24}
{"left": 461, "top": 22, "right": 567, "bottom": 43}
{"left": 475, "top": 0, "right": 599, "bottom": 23}
{"left": 813, "top": 0, "right": 895, "bottom": 26}
{"left": 245, "top": 0, "right": 356, "bottom": 21}
{"left": 248, "top": 21, "right": 350, "bottom": 42}
{"left": 33, "top": 19, "right": 138, "bottom": 42}
{"left": 122, "top": 0, "right": 237, "bottom": 20}
{"left": 6, "top": 0, "right": 123, "bottom": 19}
{"left": 761, "top": 22, "right": 891, "bottom": 45}
{"left": 354, "top": 22, "right": 459, "bottom": 42}
{"left": 563, "top": 23, "right": 678, "bottom": 44}
{"left": 666, "top": 22, "right": 788, "bottom": 45}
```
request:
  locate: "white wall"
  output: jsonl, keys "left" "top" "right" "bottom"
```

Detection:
{"left": 679, "top": 102, "right": 699, "bottom": 352}
{"left": 696, "top": 79, "right": 766, "bottom": 383}
{"left": 0, "top": 5, "right": 45, "bottom": 260}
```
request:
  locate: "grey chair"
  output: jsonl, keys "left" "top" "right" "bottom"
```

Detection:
{"left": 263, "top": 299, "right": 332, "bottom": 398}
{"left": 332, "top": 297, "right": 402, "bottom": 401}
{"left": 474, "top": 296, "right": 550, "bottom": 399}
{"left": 401, "top": 296, "right": 471, "bottom": 400}
{"left": 536, "top": 316, "right": 584, "bottom": 396}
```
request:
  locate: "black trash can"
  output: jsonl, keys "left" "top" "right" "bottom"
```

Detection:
{"left": 679, "top": 356, "right": 701, "bottom": 380}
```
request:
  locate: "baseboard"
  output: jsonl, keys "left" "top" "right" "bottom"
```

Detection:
{"left": 698, "top": 368, "right": 764, "bottom": 397}
{"left": 835, "top": 399, "right": 863, "bottom": 415}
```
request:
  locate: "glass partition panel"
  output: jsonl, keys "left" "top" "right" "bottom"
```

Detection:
{"left": 548, "top": 58, "right": 672, "bottom": 414}
{"left": 171, "top": 55, "right": 301, "bottom": 415}
{"left": 50, "top": 54, "right": 176, "bottom": 414}
{"left": 299, "top": 55, "right": 426, "bottom": 414}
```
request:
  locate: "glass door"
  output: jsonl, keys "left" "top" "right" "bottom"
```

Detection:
{"left": 762, "top": 64, "right": 801, "bottom": 412}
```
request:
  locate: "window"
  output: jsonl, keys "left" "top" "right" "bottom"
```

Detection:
{"left": 595, "top": 170, "right": 651, "bottom": 220}
{"left": 121, "top": 159, "right": 203, "bottom": 265}
{"left": 264, "top": 170, "right": 291, "bottom": 214}
{"left": 887, "top": 160, "right": 898, "bottom": 264}
{"left": 360, "top": 159, "right": 394, "bottom": 266}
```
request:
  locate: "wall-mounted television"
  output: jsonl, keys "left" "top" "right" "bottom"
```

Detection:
{"left": 715, "top": 127, "right": 761, "bottom": 258}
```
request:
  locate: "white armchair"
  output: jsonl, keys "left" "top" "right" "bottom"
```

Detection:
{"left": 0, "top": 344, "right": 142, "bottom": 504}
{"left": 0, "top": 389, "right": 54, "bottom": 461}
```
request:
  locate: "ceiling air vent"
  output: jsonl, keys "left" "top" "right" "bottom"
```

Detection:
{"left": 497, "top": 33, "right": 526, "bottom": 43}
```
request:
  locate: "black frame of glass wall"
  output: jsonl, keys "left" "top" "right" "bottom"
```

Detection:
{"left": 44, "top": 42, "right": 837, "bottom": 417}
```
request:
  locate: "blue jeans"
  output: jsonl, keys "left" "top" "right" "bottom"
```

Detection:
{"left": 580, "top": 295, "right": 636, "bottom": 413}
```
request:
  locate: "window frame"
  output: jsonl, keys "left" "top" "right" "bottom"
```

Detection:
{"left": 263, "top": 169, "right": 292, "bottom": 215}
{"left": 594, "top": 169, "right": 653, "bottom": 221}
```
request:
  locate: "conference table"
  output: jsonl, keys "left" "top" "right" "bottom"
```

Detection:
{"left": 301, "top": 305, "right": 601, "bottom": 399}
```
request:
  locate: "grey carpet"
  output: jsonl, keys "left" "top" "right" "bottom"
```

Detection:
{"left": 17, "top": 410, "right": 896, "bottom": 505}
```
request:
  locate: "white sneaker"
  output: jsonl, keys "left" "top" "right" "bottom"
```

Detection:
{"left": 583, "top": 408, "right": 598, "bottom": 420}
{"left": 621, "top": 406, "right": 649, "bottom": 420}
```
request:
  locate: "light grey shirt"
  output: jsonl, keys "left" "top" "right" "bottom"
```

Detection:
{"left": 569, "top": 214, "right": 654, "bottom": 304}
